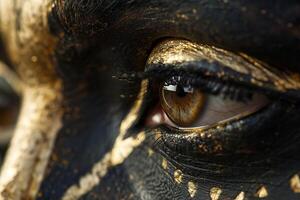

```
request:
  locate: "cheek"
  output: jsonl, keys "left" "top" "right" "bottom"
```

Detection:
{"left": 141, "top": 117, "right": 300, "bottom": 199}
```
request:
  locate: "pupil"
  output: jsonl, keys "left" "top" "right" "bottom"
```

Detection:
{"left": 176, "top": 85, "right": 188, "bottom": 97}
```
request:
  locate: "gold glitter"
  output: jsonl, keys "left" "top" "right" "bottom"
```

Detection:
{"left": 154, "top": 130, "right": 162, "bottom": 141}
{"left": 174, "top": 169, "right": 183, "bottom": 184}
{"left": 210, "top": 187, "right": 222, "bottom": 200}
{"left": 234, "top": 192, "right": 245, "bottom": 200}
{"left": 198, "top": 144, "right": 208, "bottom": 153}
{"left": 31, "top": 56, "right": 38, "bottom": 63}
{"left": 162, "top": 158, "right": 168, "bottom": 170}
{"left": 290, "top": 174, "right": 300, "bottom": 193}
{"left": 255, "top": 186, "right": 268, "bottom": 198}
{"left": 147, "top": 39, "right": 300, "bottom": 95}
{"left": 147, "top": 148, "right": 154, "bottom": 157}
{"left": 188, "top": 181, "right": 197, "bottom": 198}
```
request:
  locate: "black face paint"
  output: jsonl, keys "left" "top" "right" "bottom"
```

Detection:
{"left": 0, "top": 0, "right": 299, "bottom": 199}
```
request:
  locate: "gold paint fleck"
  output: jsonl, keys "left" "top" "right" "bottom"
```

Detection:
{"left": 210, "top": 187, "right": 222, "bottom": 200}
{"left": 213, "top": 144, "right": 223, "bottom": 153}
{"left": 290, "top": 174, "right": 300, "bottom": 193}
{"left": 188, "top": 181, "right": 197, "bottom": 198}
{"left": 31, "top": 56, "right": 38, "bottom": 63}
{"left": 198, "top": 144, "right": 208, "bottom": 153}
{"left": 147, "top": 148, "right": 154, "bottom": 157}
{"left": 174, "top": 169, "right": 183, "bottom": 184}
{"left": 162, "top": 158, "right": 168, "bottom": 170}
{"left": 255, "top": 186, "right": 268, "bottom": 198}
{"left": 154, "top": 130, "right": 162, "bottom": 141}
{"left": 176, "top": 12, "right": 189, "bottom": 20}
{"left": 234, "top": 192, "right": 245, "bottom": 200}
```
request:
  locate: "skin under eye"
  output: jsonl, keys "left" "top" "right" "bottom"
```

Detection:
{"left": 146, "top": 82, "right": 269, "bottom": 128}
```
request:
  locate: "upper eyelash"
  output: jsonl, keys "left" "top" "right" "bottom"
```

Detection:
{"left": 144, "top": 67, "right": 261, "bottom": 102}
{"left": 143, "top": 67, "right": 300, "bottom": 106}
{"left": 162, "top": 74, "right": 254, "bottom": 102}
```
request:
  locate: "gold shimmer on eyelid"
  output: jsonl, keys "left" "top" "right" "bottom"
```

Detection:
{"left": 240, "top": 53, "right": 300, "bottom": 91}
{"left": 255, "top": 186, "right": 268, "bottom": 198}
{"left": 234, "top": 191, "right": 245, "bottom": 200}
{"left": 174, "top": 169, "right": 183, "bottom": 184}
{"left": 147, "top": 39, "right": 300, "bottom": 92}
{"left": 162, "top": 158, "right": 168, "bottom": 170}
{"left": 210, "top": 187, "right": 222, "bottom": 200}
{"left": 290, "top": 174, "right": 300, "bottom": 193}
{"left": 188, "top": 181, "right": 197, "bottom": 198}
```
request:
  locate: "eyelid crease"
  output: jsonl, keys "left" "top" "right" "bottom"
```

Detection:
{"left": 145, "top": 39, "right": 300, "bottom": 96}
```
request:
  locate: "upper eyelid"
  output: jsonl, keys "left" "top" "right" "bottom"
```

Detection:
{"left": 145, "top": 39, "right": 300, "bottom": 94}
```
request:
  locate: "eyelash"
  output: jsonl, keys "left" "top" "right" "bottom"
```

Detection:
{"left": 160, "top": 74, "right": 254, "bottom": 102}
{"left": 143, "top": 68, "right": 300, "bottom": 106}
{"left": 144, "top": 69, "right": 266, "bottom": 104}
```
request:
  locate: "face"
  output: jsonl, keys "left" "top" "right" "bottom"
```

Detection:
{"left": 0, "top": 0, "right": 299, "bottom": 199}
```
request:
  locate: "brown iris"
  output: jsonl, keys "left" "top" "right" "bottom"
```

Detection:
{"left": 160, "top": 84, "right": 205, "bottom": 127}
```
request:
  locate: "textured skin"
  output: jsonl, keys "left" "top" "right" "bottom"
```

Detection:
{"left": 0, "top": 0, "right": 299, "bottom": 200}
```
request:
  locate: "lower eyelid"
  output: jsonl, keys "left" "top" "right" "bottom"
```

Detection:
{"left": 154, "top": 100, "right": 283, "bottom": 156}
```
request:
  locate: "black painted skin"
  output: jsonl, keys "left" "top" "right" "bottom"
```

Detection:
{"left": 1, "top": 0, "right": 300, "bottom": 199}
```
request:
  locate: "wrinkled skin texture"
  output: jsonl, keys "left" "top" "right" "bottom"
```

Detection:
{"left": 0, "top": 0, "right": 299, "bottom": 200}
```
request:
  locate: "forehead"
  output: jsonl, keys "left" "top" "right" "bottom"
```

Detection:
{"left": 54, "top": 0, "right": 300, "bottom": 72}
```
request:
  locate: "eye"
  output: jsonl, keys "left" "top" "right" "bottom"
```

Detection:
{"left": 160, "top": 84, "right": 205, "bottom": 127}
{"left": 147, "top": 82, "right": 269, "bottom": 128}
{"left": 141, "top": 39, "right": 300, "bottom": 160}
{"left": 143, "top": 39, "right": 300, "bottom": 131}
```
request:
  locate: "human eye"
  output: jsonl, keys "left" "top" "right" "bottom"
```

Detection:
{"left": 136, "top": 39, "right": 300, "bottom": 199}
{"left": 144, "top": 39, "right": 300, "bottom": 129}
{"left": 146, "top": 76, "right": 269, "bottom": 129}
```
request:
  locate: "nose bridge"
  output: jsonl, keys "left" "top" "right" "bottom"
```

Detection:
{"left": 0, "top": 0, "right": 63, "bottom": 199}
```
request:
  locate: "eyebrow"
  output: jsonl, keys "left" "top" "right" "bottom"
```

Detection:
{"left": 54, "top": 0, "right": 300, "bottom": 72}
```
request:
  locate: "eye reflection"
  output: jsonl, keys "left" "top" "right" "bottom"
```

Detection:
{"left": 146, "top": 83, "right": 270, "bottom": 129}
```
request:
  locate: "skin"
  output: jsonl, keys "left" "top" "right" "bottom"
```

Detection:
{"left": 0, "top": 0, "right": 299, "bottom": 199}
